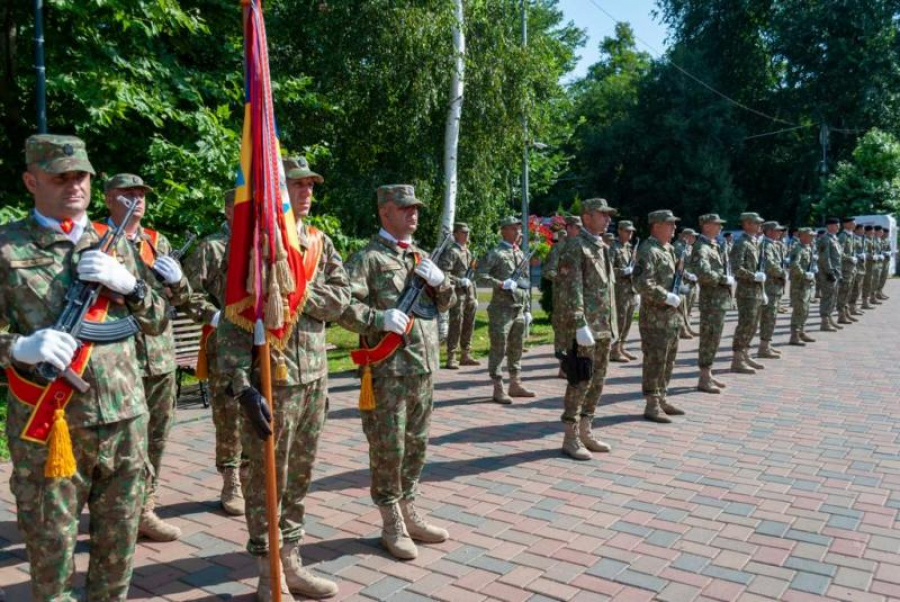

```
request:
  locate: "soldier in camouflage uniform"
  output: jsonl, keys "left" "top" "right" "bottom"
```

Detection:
{"left": 729, "top": 212, "right": 768, "bottom": 374}
{"left": 788, "top": 228, "right": 818, "bottom": 346}
{"left": 758, "top": 221, "right": 788, "bottom": 359}
{"left": 674, "top": 229, "right": 699, "bottom": 339}
{"left": 633, "top": 209, "right": 685, "bottom": 423}
{"left": 218, "top": 157, "right": 345, "bottom": 599}
{"left": 876, "top": 226, "right": 892, "bottom": 300}
{"left": 817, "top": 217, "right": 843, "bottom": 331}
{"left": 861, "top": 225, "right": 877, "bottom": 309}
{"left": 101, "top": 173, "right": 192, "bottom": 543}
{"left": 836, "top": 217, "right": 859, "bottom": 325}
{"left": 544, "top": 216, "right": 581, "bottom": 283}
{"left": 438, "top": 222, "right": 479, "bottom": 369}
{"left": 552, "top": 198, "right": 618, "bottom": 460}
{"left": 848, "top": 224, "right": 867, "bottom": 316}
{"left": 689, "top": 214, "right": 734, "bottom": 394}
{"left": 610, "top": 219, "right": 638, "bottom": 362}
{"left": 477, "top": 216, "right": 536, "bottom": 404}
{"left": 183, "top": 189, "right": 246, "bottom": 516}
{"left": 1, "top": 135, "right": 170, "bottom": 601}
{"left": 339, "top": 184, "right": 454, "bottom": 562}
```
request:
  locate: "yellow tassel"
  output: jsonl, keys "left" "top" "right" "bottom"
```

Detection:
{"left": 273, "top": 230, "right": 296, "bottom": 293}
{"left": 45, "top": 409, "right": 77, "bottom": 478}
{"left": 246, "top": 247, "right": 257, "bottom": 294}
{"left": 358, "top": 365, "right": 376, "bottom": 411}
{"left": 274, "top": 360, "right": 289, "bottom": 383}
{"left": 264, "top": 276, "right": 284, "bottom": 330}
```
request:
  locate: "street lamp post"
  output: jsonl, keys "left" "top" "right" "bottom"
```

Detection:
{"left": 34, "top": 0, "right": 47, "bottom": 133}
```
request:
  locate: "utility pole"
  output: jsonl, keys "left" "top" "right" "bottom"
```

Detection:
{"left": 819, "top": 123, "right": 830, "bottom": 175}
{"left": 34, "top": 0, "right": 47, "bottom": 133}
{"left": 520, "top": 0, "right": 533, "bottom": 332}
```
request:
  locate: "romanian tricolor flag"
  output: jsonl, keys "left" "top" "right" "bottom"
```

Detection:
{"left": 225, "top": 0, "right": 309, "bottom": 349}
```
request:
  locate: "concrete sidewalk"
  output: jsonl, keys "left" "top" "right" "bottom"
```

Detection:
{"left": 1, "top": 284, "right": 899, "bottom": 601}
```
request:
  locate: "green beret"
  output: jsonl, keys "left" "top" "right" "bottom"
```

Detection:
{"left": 283, "top": 156, "right": 323, "bottom": 183}
{"left": 104, "top": 173, "right": 152, "bottom": 193}
{"left": 617, "top": 220, "right": 636, "bottom": 231}
{"left": 453, "top": 222, "right": 469, "bottom": 232}
{"left": 25, "top": 134, "right": 95, "bottom": 175}
{"left": 740, "top": 212, "right": 764, "bottom": 223}
{"left": 377, "top": 184, "right": 423, "bottom": 207}
{"left": 499, "top": 215, "right": 521, "bottom": 228}
{"left": 699, "top": 213, "right": 726, "bottom": 225}
{"left": 582, "top": 197, "right": 618, "bottom": 215}
{"left": 648, "top": 209, "right": 680, "bottom": 224}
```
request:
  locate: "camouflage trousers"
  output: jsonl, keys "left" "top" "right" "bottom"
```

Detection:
{"left": 561, "top": 338, "right": 611, "bottom": 423}
{"left": 638, "top": 311, "right": 681, "bottom": 397}
{"left": 206, "top": 335, "right": 243, "bottom": 470}
{"left": 143, "top": 371, "right": 177, "bottom": 503}
{"left": 733, "top": 295, "right": 762, "bottom": 350}
{"left": 243, "top": 377, "right": 328, "bottom": 556}
{"left": 879, "top": 260, "right": 891, "bottom": 292}
{"left": 862, "top": 264, "right": 877, "bottom": 301}
{"left": 819, "top": 276, "right": 838, "bottom": 317}
{"left": 487, "top": 305, "right": 525, "bottom": 378}
{"left": 849, "top": 271, "right": 863, "bottom": 306}
{"left": 361, "top": 374, "right": 433, "bottom": 506}
{"left": 698, "top": 307, "right": 727, "bottom": 368}
{"left": 759, "top": 286, "right": 784, "bottom": 342}
{"left": 8, "top": 409, "right": 148, "bottom": 602}
{"left": 447, "top": 289, "right": 477, "bottom": 354}
{"left": 836, "top": 269, "right": 857, "bottom": 311}
{"left": 614, "top": 288, "right": 636, "bottom": 343}
{"left": 790, "top": 282, "right": 813, "bottom": 332}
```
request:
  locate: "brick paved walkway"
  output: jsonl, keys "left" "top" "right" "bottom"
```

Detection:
{"left": 2, "top": 284, "right": 900, "bottom": 601}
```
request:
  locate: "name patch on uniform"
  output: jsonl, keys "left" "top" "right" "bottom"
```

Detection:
{"left": 9, "top": 257, "right": 55, "bottom": 269}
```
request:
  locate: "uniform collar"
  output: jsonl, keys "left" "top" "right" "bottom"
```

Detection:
{"left": 33, "top": 208, "right": 88, "bottom": 244}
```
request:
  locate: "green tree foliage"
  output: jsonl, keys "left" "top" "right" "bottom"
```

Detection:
{"left": 818, "top": 128, "right": 900, "bottom": 219}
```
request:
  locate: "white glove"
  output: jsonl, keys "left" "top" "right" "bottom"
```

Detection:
{"left": 878, "top": 253, "right": 885, "bottom": 260}
{"left": 858, "top": 253, "right": 867, "bottom": 261}
{"left": 382, "top": 309, "right": 410, "bottom": 335}
{"left": 77, "top": 250, "right": 137, "bottom": 294}
{"left": 210, "top": 311, "right": 221, "bottom": 328}
{"left": 805, "top": 271, "right": 815, "bottom": 281}
{"left": 458, "top": 277, "right": 471, "bottom": 288}
{"left": 753, "top": 271, "right": 767, "bottom": 283}
{"left": 622, "top": 266, "right": 633, "bottom": 276}
{"left": 502, "top": 279, "right": 518, "bottom": 291}
{"left": 12, "top": 329, "right": 78, "bottom": 371}
{"left": 524, "top": 312, "right": 533, "bottom": 328}
{"left": 686, "top": 272, "right": 698, "bottom": 283}
{"left": 849, "top": 257, "right": 858, "bottom": 265}
{"left": 725, "top": 275, "right": 736, "bottom": 287}
{"left": 665, "top": 292, "right": 682, "bottom": 307}
{"left": 414, "top": 258, "right": 445, "bottom": 287}
{"left": 575, "top": 325, "right": 595, "bottom": 346}
{"left": 153, "top": 255, "right": 183, "bottom": 285}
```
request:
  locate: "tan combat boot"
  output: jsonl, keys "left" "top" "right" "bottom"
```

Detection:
{"left": 578, "top": 417, "right": 611, "bottom": 452}
{"left": 220, "top": 466, "right": 245, "bottom": 516}
{"left": 378, "top": 504, "right": 418, "bottom": 560}
{"left": 660, "top": 397, "right": 685, "bottom": 416}
{"left": 861, "top": 299, "right": 873, "bottom": 309}
{"left": 829, "top": 315, "right": 844, "bottom": 329}
{"left": 139, "top": 496, "right": 182, "bottom": 542}
{"left": 562, "top": 422, "right": 592, "bottom": 460}
{"left": 850, "top": 305, "right": 864, "bottom": 316}
{"left": 800, "top": 331, "right": 816, "bottom": 343}
{"left": 758, "top": 340, "right": 779, "bottom": 359}
{"left": 687, "top": 321, "right": 700, "bottom": 336}
{"left": 789, "top": 331, "right": 806, "bottom": 346}
{"left": 400, "top": 499, "right": 449, "bottom": 543}
{"left": 744, "top": 350, "right": 765, "bottom": 370}
{"left": 508, "top": 372, "right": 536, "bottom": 398}
{"left": 621, "top": 346, "right": 638, "bottom": 361}
{"left": 820, "top": 318, "right": 837, "bottom": 332}
{"left": 459, "top": 350, "right": 480, "bottom": 366}
{"left": 870, "top": 296, "right": 883, "bottom": 305}
{"left": 609, "top": 341, "right": 629, "bottom": 363}
{"left": 444, "top": 353, "right": 459, "bottom": 370}
{"left": 643, "top": 396, "right": 673, "bottom": 424}
{"left": 711, "top": 373, "right": 727, "bottom": 389}
{"left": 256, "top": 555, "right": 291, "bottom": 602}
{"left": 492, "top": 377, "right": 513, "bottom": 405}
{"left": 679, "top": 326, "right": 693, "bottom": 340}
{"left": 837, "top": 308, "right": 852, "bottom": 325}
{"left": 280, "top": 542, "right": 338, "bottom": 599}
{"left": 697, "top": 367, "right": 721, "bottom": 394}
{"left": 877, "top": 291, "right": 889, "bottom": 300}
{"left": 846, "top": 308, "right": 859, "bottom": 322}
{"left": 730, "top": 350, "right": 756, "bottom": 374}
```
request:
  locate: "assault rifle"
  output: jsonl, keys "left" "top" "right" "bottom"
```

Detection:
{"left": 463, "top": 258, "right": 477, "bottom": 282}
{"left": 510, "top": 248, "right": 536, "bottom": 290}
{"left": 671, "top": 245, "right": 689, "bottom": 295}
{"left": 629, "top": 238, "right": 640, "bottom": 270}
{"left": 396, "top": 232, "right": 452, "bottom": 321}
{"left": 758, "top": 238, "right": 770, "bottom": 305}
{"left": 36, "top": 196, "right": 142, "bottom": 391}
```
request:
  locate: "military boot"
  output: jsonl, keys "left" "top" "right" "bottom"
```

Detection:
{"left": 837, "top": 308, "right": 852, "bottom": 325}
{"left": 687, "top": 321, "right": 700, "bottom": 337}
{"left": 444, "top": 353, "right": 459, "bottom": 370}
{"left": 757, "top": 340, "right": 780, "bottom": 359}
{"left": 820, "top": 318, "right": 837, "bottom": 332}
{"left": 850, "top": 304, "right": 864, "bottom": 316}
{"left": 730, "top": 350, "right": 756, "bottom": 374}
{"left": 861, "top": 299, "right": 873, "bottom": 309}
{"left": 220, "top": 466, "right": 245, "bottom": 516}
{"left": 508, "top": 372, "right": 536, "bottom": 398}
{"left": 400, "top": 499, "right": 449, "bottom": 543}
{"left": 139, "top": 497, "right": 182, "bottom": 542}
{"left": 697, "top": 367, "right": 721, "bottom": 394}
{"left": 829, "top": 315, "right": 844, "bottom": 329}
{"left": 679, "top": 326, "right": 693, "bottom": 340}
{"left": 877, "top": 291, "right": 889, "bottom": 300}
{"left": 660, "top": 397, "right": 686, "bottom": 416}
{"left": 870, "top": 296, "right": 883, "bottom": 305}
{"left": 578, "top": 417, "right": 611, "bottom": 452}
{"left": 621, "top": 346, "right": 638, "bottom": 361}
{"left": 460, "top": 350, "right": 480, "bottom": 366}
{"left": 800, "top": 331, "right": 816, "bottom": 343}
{"left": 609, "top": 341, "right": 629, "bottom": 363}
{"left": 744, "top": 351, "right": 765, "bottom": 370}
{"left": 643, "top": 396, "right": 673, "bottom": 424}
{"left": 562, "top": 422, "right": 592, "bottom": 460}
{"left": 256, "top": 555, "right": 291, "bottom": 602}
{"left": 789, "top": 331, "right": 806, "bottom": 346}
{"left": 492, "top": 377, "right": 512, "bottom": 405}
{"left": 280, "top": 542, "right": 338, "bottom": 599}
{"left": 711, "top": 373, "right": 727, "bottom": 388}
{"left": 378, "top": 504, "right": 418, "bottom": 560}
{"left": 846, "top": 308, "right": 859, "bottom": 322}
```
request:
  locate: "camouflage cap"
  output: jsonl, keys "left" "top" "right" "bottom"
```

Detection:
{"left": 617, "top": 219, "right": 636, "bottom": 231}
{"left": 564, "top": 215, "right": 582, "bottom": 226}
{"left": 454, "top": 222, "right": 469, "bottom": 232}
{"left": 797, "top": 227, "right": 814, "bottom": 235}
{"left": 740, "top": 212, "right": 764, "bottom": 223}
{"left": 25, "top": 134, "right": 95, "bottom": 175}
{"left": 699, "top": 213, "right": 726, "bottom": 225}
{"left": 499, "top": 215, "right": 521, "bottom": 228}
{"left": 680, "top": 228, "right": 698, "bottom": 237}
{"left": 377, "top": 184, "right": 423, "bottom": 207}
{"left": 104, "top": 173, "right": 152, "bottom": 193}
{"left": 582, "top": 197, "right": 618, "bottom": 215}
{"left": 224, "top": 188, "right": 237, "bottom": 205}
{"left": 825, "top": 217, "right": 841, "bottom": 225}
{"left": 603, "top": 232, "right": 615, "bottom": 241}
{"left": 762, "top": 220, "right": 785, "bottom": 231}
{"left": 648, "top": 209, "right": 680, "bottom": 224}
{"left": 841, "top": 216, "right": 856, "bottom": 223}
{"left": 283, "top": 156, "right": 323, "bottom": 183}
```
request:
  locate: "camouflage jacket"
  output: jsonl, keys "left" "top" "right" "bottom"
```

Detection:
{"left": 761, "top": 237, "right": 787, "bottom": 293}
{"left": 0, "top": 213, "right": 170, "bottom": 427}
{"left": 542, "top": 235, "right": 568, "bottom": 282}
{"left": 838, "top": 230, "right": 858, "bottom": 275}
{"left": 874, "top": 237, "right": 886, "bottom": 263}
{"left": 674, "top": 240, "right": 696, "bottom": 286}
{"left": 339, "top": 234, "right": 454, "bottom": 377}
{"left": 689, "top": 235, "right": 731, "bottom": 310}
{"left": 611, "top": 239, "right": 636, "bottom": 295}
{"left": 219, "top": 224, "right": 350, "bottom": 392}
{"left": 789, "top": 243, "right": 815, "bottom": 288}
{"left": 730, "top": 234, "right": 764, "bottom": 300}
{"left": 634, "top": 237, "right": 682, "bottom": 329}
{"left": 183, "top": 222, "right": 229, "bottom": 325}
{"left": 476, "top": 241, "right": 529, "bottom": 310}
{"left": 438, "top": 241, "right": 476, "bottom": 299}
{"left": 817, "top": 232, "right": 841, "bottom": 278}
{"left": 552, "top": 230, "right": 617, "bottom": 343}
{"left": 863, "top": 236, "right": 876, "bottom": 266}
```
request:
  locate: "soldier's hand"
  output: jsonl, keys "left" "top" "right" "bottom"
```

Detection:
{"left": 723, "top": 275, "right": 736, "bottom": 287}
{"left": 501, "top": 279, "right": 518, "bottom": 291}
{"left": 414, "top": 258, "right": 445, "bottom": 287}
{"left": 753, "top": 271, "right": 767, "bottom": 283}
{"left": 12, "top": 328, "right": 78, "bottom": 370}
{"left": 237, "top": 387, "right": 273, "bottom": 440}
{"left": 516, "top": 278, "right": 531, "bottom": 290}
{"left": 805, "top": 271, "right": 815, "bottom": 281}
{"left": 458, "top": 277, "right": 471, "bottom": 288}
{"left": 153, "top": 255, "right": 184, "bottom": 285}
{"left": 78, "top": 250, "right": 137, "bottom": 294}
{"left": 210, "top": 311, "right": 221, "bottom": 328}
{"left": 665, "top": 292, "right": 682, "bottom": 307}
{"left": 382, "top": 309, "right": 410, "bottom": 335}
{"left": 575, "top": 325, "right": 595, "bottom": 346}
{"left": 524, "top": 312, "right": 533, "bottom": 328}
{"left": 622, "top": 266, "right": 634, "bottom": 276}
